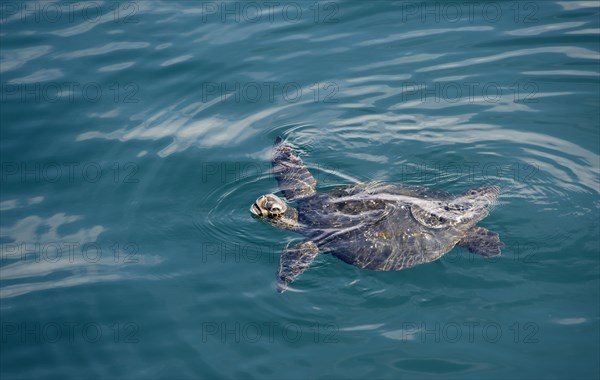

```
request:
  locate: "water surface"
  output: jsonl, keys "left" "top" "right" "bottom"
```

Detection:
{"left": 1, "top": 1, "right": 599, "bottom": 379}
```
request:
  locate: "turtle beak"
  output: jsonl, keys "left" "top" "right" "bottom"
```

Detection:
{"left": 250, "top": 203, "right": 262, "bottom": 217}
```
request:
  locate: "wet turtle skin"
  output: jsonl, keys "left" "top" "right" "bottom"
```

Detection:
{"left": 295, "top": 183, "right": 471, "bottom": 271}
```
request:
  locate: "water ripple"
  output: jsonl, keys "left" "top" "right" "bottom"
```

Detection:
{"left": 2, "top": 0, "right": 598, "bottom": 377}
{"left": 418, "top": 46, "right": 600, "bottom": 72}
{"left": 98, "top": 62, "right": 135, "bottom": 72}
{"left": 358, "top": 26, "right": 494, "bottom": 46}
{"left": 56, "top": 42, "right": 151, "bottom": 59}
{"left": 557, "top": 1, "right": 600, "bottom": 11}
{"left": 160, "top": 54, "right": 193, "bottom": 67}
{"left": 8, "top": 68, "right": 63, "bottom": 84}
{"left": 566, "top": 28, "right": 600, "bottom": 35}
{"left": 353, "top": 53, "right": 446, "bottom": 71}
{"left": 505, "top": 21, "right": 587, "bottom": 36}
{"left": 0, "top": 45, "right": 52, "bottom": 73}
{"left": 522, "top": 70, "right": 599, "bottom": 77}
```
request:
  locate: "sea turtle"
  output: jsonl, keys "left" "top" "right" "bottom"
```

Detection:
{"left": 250, "top": 137, "right": 503, "bottom": 292}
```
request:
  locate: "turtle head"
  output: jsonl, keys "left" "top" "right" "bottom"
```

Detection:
{"left": 251, "top": 194, "right": 287, "bottom": 218}
{"left": 250, "top": 194, "right": 298, "bottom": 229}
{"left": 445, "top": 186, "right": 501, "bottom": 224}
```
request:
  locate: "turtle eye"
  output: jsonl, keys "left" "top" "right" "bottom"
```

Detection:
{"left": 271, "top": 205, "right": 282, "bottom": 213}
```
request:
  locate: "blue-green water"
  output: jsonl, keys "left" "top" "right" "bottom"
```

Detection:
{"left": 1, "top": 1, "right": 599, "bottom": 379}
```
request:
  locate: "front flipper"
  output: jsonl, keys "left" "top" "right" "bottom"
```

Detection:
{"left": 272, "top": 137, "right": 317, "bottom": 201}
{"left": 459, "top": 227, "right": 503, "bottom": 257}
{"left": 277, "top": 241, "right": 319, "bottom": 293}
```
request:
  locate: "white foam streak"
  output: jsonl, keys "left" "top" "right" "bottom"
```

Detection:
{"left": 418, "top": 47, "right": 600, "bottom": 72}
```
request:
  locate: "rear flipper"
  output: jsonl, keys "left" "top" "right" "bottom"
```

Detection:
{"left": 458, "top": 227, "right": 503, "bottom": 257}
{"left": 277, "top": 241, "right": 319, "bottom": 293}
